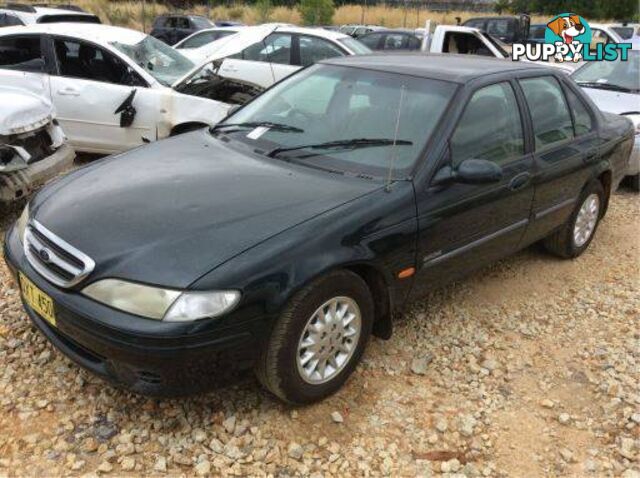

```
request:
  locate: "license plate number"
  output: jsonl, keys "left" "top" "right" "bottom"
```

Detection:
{"left": 19, "top": 272, "right": 56, "bottom": 327}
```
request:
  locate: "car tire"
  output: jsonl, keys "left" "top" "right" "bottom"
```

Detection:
{"left": 543, "top": 180, "right": 605, "bottom": 259}
{"left": 256, "top": 270, "right": 374, "bottom": 404}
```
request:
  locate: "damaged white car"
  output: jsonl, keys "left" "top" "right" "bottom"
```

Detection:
{"left": 0, "top": 24, "right": 262, "bottom": 154}
{"left": 178, "top": 25, "right": 372, "bottom": 89}
{"left": 0, "top": 87, "right": 74, "bottom": 202}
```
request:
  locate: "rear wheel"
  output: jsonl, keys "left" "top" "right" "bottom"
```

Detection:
{"left": 256, "top": 270, "right": 374, "bottom": 404}
{"left": 543, "top": 180, "right": 605, "bottom": 258}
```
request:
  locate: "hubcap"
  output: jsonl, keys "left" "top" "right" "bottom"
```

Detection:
{"left": 296, "top": 296, "right": 361, "bottom": 384}
{"left": 573, "top": 193, "right": 600, "bottom": 248}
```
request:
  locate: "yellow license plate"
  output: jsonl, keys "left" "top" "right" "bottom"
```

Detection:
{"left": 19, "top": 272, "right": 56, "bottom": 327}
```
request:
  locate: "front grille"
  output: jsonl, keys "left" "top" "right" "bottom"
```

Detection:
{"left": 24, "top": 220, "right": 95, "bottom": 288}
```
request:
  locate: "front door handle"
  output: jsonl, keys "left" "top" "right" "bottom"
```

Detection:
{"left": 509, "top": 172, "right": 531, "bottom": 191}
{"left": 58, "top": 87, "right": 79, "bottom": 96}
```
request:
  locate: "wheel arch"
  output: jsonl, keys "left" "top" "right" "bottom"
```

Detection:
{"left": 170, "top": 122, "right": 209, "bottom": 136}
{"left": 596, "top": 169, "right": 612, "bottom": 217}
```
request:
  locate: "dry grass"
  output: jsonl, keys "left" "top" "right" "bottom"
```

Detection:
{"left": 34, "top": 0, "right": 549, "bottom": 31}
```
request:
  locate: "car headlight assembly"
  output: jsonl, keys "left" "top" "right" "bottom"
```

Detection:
{"left": 16, "top": 203, "right": 29, "bottom": 243}
{"left": 82, "top": 279, "right": 240, "bottom": 322}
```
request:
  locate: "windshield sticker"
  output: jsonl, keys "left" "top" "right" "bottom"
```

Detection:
{"left": 247, "top": 126, "right": 270, "bottom": 140}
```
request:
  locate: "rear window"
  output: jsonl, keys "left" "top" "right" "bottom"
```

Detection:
{"left": 37, "top": 14, "right": 100, "bottom": 24}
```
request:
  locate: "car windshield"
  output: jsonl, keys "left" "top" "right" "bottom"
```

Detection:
{"left": 213, "top": 64, "right": 456, "bottom": 178}
{"left": 111, "top": 36, "right": 195, "bottom": 86}
{"left": 338, "top": 36, "right": 372, "bottom": 54}
{"left": 611, "top": 26, "right": 635, "bottom": 40}
{"left": 572, "top": 51, "right": 640, "bottom": 93}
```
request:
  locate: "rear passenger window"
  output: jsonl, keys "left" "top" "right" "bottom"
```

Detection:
{"left": 520, "top": 76, "right": 575, "bottom": 149}
{"left": 298, "top": 35, "right": 344, "bottom": 67}
{"left": 238, "top": 33, "right": 292, "bottom": 64}
{"left": 451, "top": 82, "right": 524, "bottom": 166}
{"left": 564, "top": 87, "right": 593, "bottom": 136}
{"left": 0, "top": 36, "right": 43, "bottom": 72}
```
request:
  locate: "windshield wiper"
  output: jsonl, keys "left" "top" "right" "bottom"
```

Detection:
{"left": 267, "top": 138, "right": 413, "bottom": 159}
{"left": 575, "top": 81, "right": 634, "bottom": 93}
{"left": 210, "top": 121, "right": 304, "bottom": 134}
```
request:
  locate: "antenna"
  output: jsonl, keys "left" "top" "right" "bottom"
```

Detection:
{"left": 385, "top": 85, "right": 406, "bottom": 192}
{"left": 262, "top": 27, "right": 278, "bottom": 86}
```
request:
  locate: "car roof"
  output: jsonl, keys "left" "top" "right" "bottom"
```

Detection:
{"left": 0, "top": 5, "right": 94, "bottom": 18}
{"left": 253, "top": 25, "right": 350, "bottom": 41}
{"left": 320, "top": 53, "right": 554, "bottom": 83}
{"left": 0, "top": 22, "right": 145, "bottom": 45}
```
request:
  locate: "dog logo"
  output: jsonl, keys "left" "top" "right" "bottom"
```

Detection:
{"left": 512, "top": 12, "right": 631, "bottom": 63}
{"left": 545, "top": 13, "right": 591, "bottom": 62}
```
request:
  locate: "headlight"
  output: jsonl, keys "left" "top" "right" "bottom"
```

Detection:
{"left": 82, "top": 279, "right": 240, "bottom": 322}
{"left": 16, "top": 203, "right": 29, "bottom": 243}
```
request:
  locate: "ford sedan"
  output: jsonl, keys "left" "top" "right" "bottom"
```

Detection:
{"left": 3, "top": 55, "right": 634, "bottom": 404}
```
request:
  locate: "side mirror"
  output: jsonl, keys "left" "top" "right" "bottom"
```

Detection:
{"left": 431, "top": 159, "right": 503, "bottom": 187}
{"left": 456, "top": 158, "right": 503, "bottom": 184}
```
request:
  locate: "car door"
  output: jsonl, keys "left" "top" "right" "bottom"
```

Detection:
{"left": 517, "top": 75, "right": 599, "bottom": 243}
{"left": 0, "top": 34, "right": 52, "bottom": 96}
{"left": 48, "top": 36, "right": 158, "bottom": 153}
{"left": 219, "top": 32, "right": 297, "bottom": 88}
{"left": 412, "top": 80, "right": 535, "bottom": 291}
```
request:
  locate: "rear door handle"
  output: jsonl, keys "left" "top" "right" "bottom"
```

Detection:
{"left": 509, "top": 172, "right": 531, "bottom": 191}
{"left": 58, "top": 88, "right": 79, "bottom": 96}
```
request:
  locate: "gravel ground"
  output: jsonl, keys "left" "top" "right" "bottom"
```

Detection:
{"left": 0, "top": 180, "right": 638, "bottom": 477}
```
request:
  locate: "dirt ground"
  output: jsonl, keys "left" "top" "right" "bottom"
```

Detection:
{"left": 0, "top": 180, "right": 638, "bottom": 477}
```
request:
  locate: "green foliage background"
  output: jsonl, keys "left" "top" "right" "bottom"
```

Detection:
{"left": 507, "top": 0, "right": 639, "bottom": 20}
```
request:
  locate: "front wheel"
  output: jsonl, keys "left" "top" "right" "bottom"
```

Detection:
{"left": 543, "top": 180, "right": 605, "bottom": 258}
{"left": 256, "top": 270, "right": 374, "bottom": 404}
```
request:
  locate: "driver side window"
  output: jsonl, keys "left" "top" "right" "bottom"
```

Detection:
{"left": 53, "top": 39, "right": 145, "bottom": 86}
{"left": 451, "top": 82, "right": 524, "bottom": 166}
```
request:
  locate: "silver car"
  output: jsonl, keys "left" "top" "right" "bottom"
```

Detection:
{"left": 572, "top": 50, "right": 640, "bottom": 190}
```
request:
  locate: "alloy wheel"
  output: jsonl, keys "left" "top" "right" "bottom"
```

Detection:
{"left": 296, "top": 296, "right": 361, "bottom": 384}
{"left": 573, "top": 193, "right": 600, "bottom": 248}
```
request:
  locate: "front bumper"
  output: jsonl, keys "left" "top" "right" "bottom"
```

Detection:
{"left": 0, "top": 143, "right": 75, "bottom": 202}
{"left": 3, "top": 225, "right": 264, "bottom": 396}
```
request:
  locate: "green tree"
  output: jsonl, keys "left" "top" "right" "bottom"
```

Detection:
{"left": 298, "top": 0, "right": 335, "bottom": 26}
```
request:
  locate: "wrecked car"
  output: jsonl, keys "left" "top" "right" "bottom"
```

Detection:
{"left": 180, "top": 25, "right": 372, "bottom": 89}
{"left": 3, "top": 56, "right": 632, "bottom": 403}
{"left": 0, "top": 86, "right": 74, "bottom": 202}
{"left": 0, "top": 24, "right": 262, "bottom": 154}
